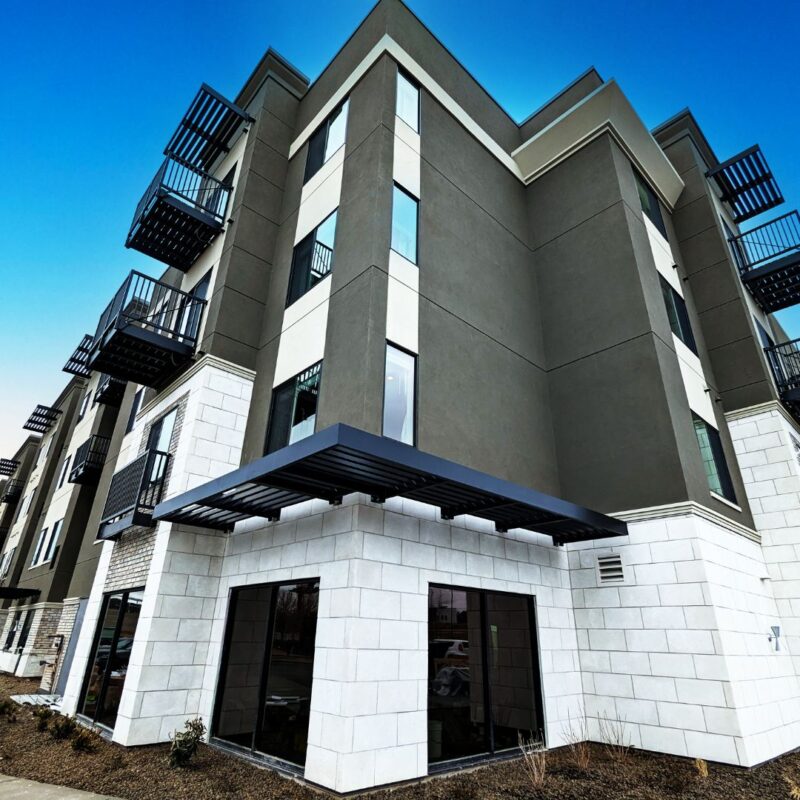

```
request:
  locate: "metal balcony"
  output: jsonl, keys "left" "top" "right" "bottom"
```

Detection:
{"left": 126, "top": 156, "right": 232, "bottom": 271}
{"left": 764, "top": 339, "right": 800, "bottom": 423}
{"left": 23, "top": 405, "right": 62, "bottom": 434}
{"left": 94, "top": 373, "right": 126, "bottom": 407}
{"left": 87, "top": 271, "right": 206, "bottom": 388}
{"left": 1, "top": 480, "right": 24, "bottom": 504}
{"left": 69, "top": 435, "right": 111, "bottom": 486}
{"left": 730, "top": 211, "right": 800, "bottom": 312}
{"left": 0, "top": 460, "right": 19, "bottom": 478}
{"left": 707, "top": 145, "right": 783, "bottom": 223}
{"left": 98, "top": 449, "right": 170, "bottom": 540}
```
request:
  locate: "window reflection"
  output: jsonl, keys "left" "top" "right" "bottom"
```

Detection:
{"left": 391, "top": 185, "right": 418, "bottom": 264}
{"left": 383, "top": 345, "right": 415, "bottom": 445}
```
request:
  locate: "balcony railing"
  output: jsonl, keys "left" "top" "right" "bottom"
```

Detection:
{"left": 98, "top": 449, "right": 170, "bottom": 540}
{"left": 731, "top": 212, "right": 800, "bottom": 313}
{"left": 126, "top": 155, "right": 232, "bottom": 271}
{"left": 88, "top": 271, "right": 206, "bottom": 387}
{"left": 69, "top": 435, "right": 111, "bottom": 486}
{"left": 764, "top": 339, "right": 800, "bottom": 422}
{"left": 1, "top": 480, "right": 24, "bottom": 504}
{"left": 94, "top": 373, "right": 126, "bottom": 407}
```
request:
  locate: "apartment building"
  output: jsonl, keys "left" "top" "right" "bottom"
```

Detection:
{"left": 2, "top": 0, "right": 800, "bottom": 793}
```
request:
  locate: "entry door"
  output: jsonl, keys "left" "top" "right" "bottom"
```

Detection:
{"left": 427, "top": 585, "right": 543, "bottom": 764}
{"left": 79, "top": 589, "right": 144, "bottom": 729}
{"left": 213, "top": 580, "right": 320, "bottom": 767}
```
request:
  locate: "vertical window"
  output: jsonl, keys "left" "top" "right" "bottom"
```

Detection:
{"left": 22, "top": 486, "right": 36, "bottom": 516}
{"left": 78, "top": 390, "right": 92, "bottom": 421}
{"left": 3, "top": 610, "right": 21, "bottom": 650}
{"left": 266, "top": 363, "right": 322, "bottom": 454}
{"left": 16, "top": 610, "right": 34, "bottom": 652}
{"left": 57, "top": 455, "right": 72, "bottom": 489}
{"left": 304, "top": 100, "right": 349, "bottom": 183}
{"left": 755, "top": 318, "right": 775, "bottom": 349}
{"left": 391, "top": 184, "right": 419, "bottom": 264}
{"left": 383, "top": 344, "right": 416, "bottom": 445}
{"left": 660, "top": 276, "right": 698, "bottom": 355}
{"left": 44, "top": 519, "right": 62, "bottom": 563}
{"left": 428, "top": 586, "right": 541, "bottom": 764}
{"left": 286, "top": 211, "right": 337, "bottom": 306}
{"left": 79, "top": 589, "right": 144, "bottom": 729}
{"left": 147, "top": 408, "right": 177, "bottom": 486}
{"left": 396, "top": 70, "right": 420, "bottom": 132}
{"left": 125, "top": 389, "right": 143, "bottom": 434}
{"left": 692, "top": 413, "right": 736, "bottom": 503}
{"left": 634, "top": 168, "right": 667, "bottom": 239}
{"left": 31, "top": 527, "right": 49, "bottom": 567}
{"left": 213, "top": 580, "right": 320, "bottom": 767}
{"left": 178, "top": 269, "right": 212, "bottom": 339}
{"left": 37, "top": 438, "right": 51, "bottom": 467}
{"left": 0, "top": 547, "right": 15, "bottom": 581}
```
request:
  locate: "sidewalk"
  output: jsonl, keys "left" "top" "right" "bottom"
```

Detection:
{"left": 0, "top": 774, "right": 122, "bottom": 799}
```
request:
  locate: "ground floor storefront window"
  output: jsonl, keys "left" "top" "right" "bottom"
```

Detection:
{"left": 79, "top": 588, "right": 144, "bottom": 729}
{"left": 428, "top": 585, "right": 542, "bottom": 764}
{"left": 213, "top": 580, "right": 320, "bottom": 768}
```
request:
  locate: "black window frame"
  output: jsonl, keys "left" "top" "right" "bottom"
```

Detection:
{"left": 692, "top": 413, "right": 737, "bottom": 504}
{"left": 264, "top": 362, "right": 323, "bottom": 455}
{"left": 634, "top": 168, "right": 668, "bottom": 240}
{"left": 125, "top": 389, "right": 143, "bottom": 434}
{"left": 660, "top": 275, "right": 698, "bottom": 355}
{"left": 286, "top": 210, "right": 337, "bottom": 308}
{"left": 382, "top": 341, "right": 418, "bottom": 447}
{"left": 391, "top": 182, "right": 420, "bottom": 265}
{"left": 57, "top": 454, "right": 72, "bottom": 489}
{"left": 303, "top": 101, "right": 348, "bottom": 184}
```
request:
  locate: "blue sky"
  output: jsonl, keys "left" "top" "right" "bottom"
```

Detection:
{"left": 1, "top": 0, "right": 799, "bottom": 454}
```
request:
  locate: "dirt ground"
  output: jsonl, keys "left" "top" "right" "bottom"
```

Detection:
{"left": 0, "top": 673, "right": 797, "bottom": 799}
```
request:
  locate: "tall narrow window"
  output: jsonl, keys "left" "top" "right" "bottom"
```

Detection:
{"left": 213, "top": 580, "right": 320, "bottom": 767}
{"left": 57, "top": 455, "right": 72, "bottom": 489}
{"left": 383, "top": 344, "right": 416, "bottom": 445}
{"left": 31, "top": 527, "right": 49, "bottom": 567}
{"left": 265, "top": 363, "right": 321, "bottom": 454}
{"left": 391, "top": 184, "right": 419, "bottom": 264}
{"left": 0, "top": 547, "right": 15, "bottom": 580}
{"left": 304, "top": 100, "right": 349, "bottom": 183}
{"left": 78, "top": 390, "right": 92, "bottom": 421}
{"left": 396, "top": 70, "right": 420, "bottom": 132}
{"left": 634, "top": 168, "right": 667, "bottom": 239}
{"left": 43, "top": 519, "right": 63, "bottom": 563}
{"left": 177, "top": 269, "right": 211, "bottom": 340}
{"left": 287, "top": 211, "right": 337, "bottom": 306}
{"left": 755, "top": 318, "right": 775, "bottom": 349}
{"left": 37, "top": 438, "right": 51, "bottom": 467}
{"left": 147, "top": 408, "right": 177, "bottom": 486}
{"left": 428, "top": 586, "right": 541, "bottom": 764}
{"left": 660, "top": 276, "right": 698, "bottom": 355}
{"left": 125, "top": 389, "right": 143, "bottom": 434}
{"left": 3, "top": 611, "right": 20, "bottom": 650}
{"left": 692, "top": 413, "right": 736, "bottom": 503}
{"left": 79, "top": 589, "right": 144, "bottom": 729}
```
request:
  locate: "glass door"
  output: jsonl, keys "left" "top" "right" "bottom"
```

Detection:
{"left": 213, "top": 580, "right": 320, "bottom": 767}
{"left": 79, "top": 589, "right": 144, "bottom": 729}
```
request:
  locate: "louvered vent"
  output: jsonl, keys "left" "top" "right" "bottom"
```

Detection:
{"left": 597, "top": 554, "right": 624, "bottom": 585}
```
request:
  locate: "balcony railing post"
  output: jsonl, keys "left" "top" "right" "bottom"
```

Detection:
{"left": 731, "top": 211, "right": 800, "bottom": 274}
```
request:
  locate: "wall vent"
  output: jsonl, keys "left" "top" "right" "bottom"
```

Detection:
{"left": 597, "top": 554, "right": 625, "bottom": 585}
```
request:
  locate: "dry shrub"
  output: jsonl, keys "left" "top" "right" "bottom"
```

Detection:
{"left": 786, "top": 773, "right": 800, "bottom": 799}
{"left": 598, "top": 713, "right": 632, "bottom": 765}
{"left": 562, "top": 714, "right": 592, "bottom": 771}
{"left": 72, "top": 727, "right": 103, "bottom": 753}
{"left": 518, "top": 733, "right": 547, "bottom": 789}
{"left": 694, "top": 758, "right": 709, "bottom": 779}
{"left": 50, "top": 714, "right": 78, "bottom": 740}
{"left": 32, "top": 706, "right": 53, "bottom": 732}
{"left": 169, "top": 717, "right": 206, "bottom": 768}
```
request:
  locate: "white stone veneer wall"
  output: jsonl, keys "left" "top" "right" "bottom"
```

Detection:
{"left": 572, "top": 505, "right": 800, "bottom": 766}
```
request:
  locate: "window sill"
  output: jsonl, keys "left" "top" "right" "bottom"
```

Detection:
{"left": 710, "top": 491, "right": 741, "bottom": 512}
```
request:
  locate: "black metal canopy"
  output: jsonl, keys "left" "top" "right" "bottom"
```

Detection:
{"left": 63, "top": 334, "right": 94, "bottom": 377}
{"left": 155, "top": 425, "right": 627, "bottom": 545}
{"left": 23, "top": 405, "right": 62, "bottom": 434}
{"left": 0, "top": 459, "right": 19, "bottom": 477}
{"left": 164, "top": 83, "right": 253, "bottom": 169}
{"left": 707, "top": 145, "right": 783, "bottom": 223}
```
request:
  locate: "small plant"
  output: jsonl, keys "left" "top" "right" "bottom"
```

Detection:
{"left": 561, "top": 714, "right": 592, "bottom": 771}
{"left": 168, "top": 717, "right": 206, "bottom": 768}
{"left": 32, "top": 706, "right": 53, "bottom": 732}
{"left": 50, "top": 714, "right": 78, "bottom": 740}
{"left": 0, "top": 700, "right": 12, "bottom": 716}
{"left": 694, "top": 757, "right": 709, "bottom": 779}
{"left": 518, "top": 732, "right": 547, "bottom": 788}
{"left": 786, "top": 773, "right": 800, "bottom": 800}
{"left": 598, "top": 713, "right": 632, "bottom": 764}
{"left": 72, "top": 727, "right": 102, "bottom": 753}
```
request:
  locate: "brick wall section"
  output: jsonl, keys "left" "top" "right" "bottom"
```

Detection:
{"left": 15, "top": 603, "right": 62, "bottom": 678}
{"left": 106, "top": 529, "right": 157, "bottom": 593}
{"left": 46, "top": 597, "right": 82, "bottom": 693}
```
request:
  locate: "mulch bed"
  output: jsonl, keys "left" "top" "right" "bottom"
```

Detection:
{"left": 0, "top": 673, "right": 797, "bottom": 799}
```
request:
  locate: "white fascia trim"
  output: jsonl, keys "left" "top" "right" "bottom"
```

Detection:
{"left": 724, "top": 399, "right": 796, "bottom": 428}
{"left": 289, "top": 34, "right": 523, "bottom": 178}
{"left": 611, "top": 500, "right": 759, "bottom": 543}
